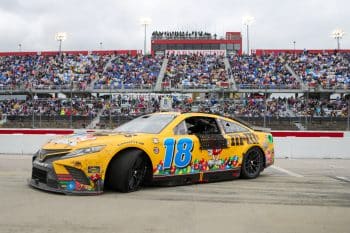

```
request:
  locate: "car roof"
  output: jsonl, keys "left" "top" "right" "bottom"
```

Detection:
{"left": 151, "top": 111, "right": 221, "bottom": 118}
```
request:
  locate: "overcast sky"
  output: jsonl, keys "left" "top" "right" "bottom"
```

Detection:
{"left": 0, "top": 0, "right": 349, "bottom": 53}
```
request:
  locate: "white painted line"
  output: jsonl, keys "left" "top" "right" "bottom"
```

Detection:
{"left": 0, "top": 155, "right": 32, "bottom": 159}
{"left": 270, "top": 165, "right": 304, "bottom": 177}
{"left": 335, "top": 176, "right": 350, "bottom": 182}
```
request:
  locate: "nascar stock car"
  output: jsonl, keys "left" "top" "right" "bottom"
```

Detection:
{"left": 30, "top": 112, "right": 274, "bottom": 194}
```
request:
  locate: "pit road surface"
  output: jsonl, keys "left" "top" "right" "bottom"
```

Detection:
{"left": 0, "top": 155, "right": 349, "bottom": 233}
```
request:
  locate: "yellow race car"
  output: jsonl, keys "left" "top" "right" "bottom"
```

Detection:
{"left": 30, "top": 112, "right": 274, "bottom": 194}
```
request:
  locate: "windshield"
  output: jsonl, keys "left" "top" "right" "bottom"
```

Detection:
{"left": 114, "top": 114, "right": 177, "bottom": 134}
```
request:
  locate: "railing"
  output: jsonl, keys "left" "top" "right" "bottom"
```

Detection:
{"left": 161, "top": 81, "right": 232, "bottom": 90}
{"left": 321, "top": 83, "right": 349, "bottom": 90}
{"left": 2, "top": 112, "right": 349, "bottom": 131}
{"left": 4, "top": 115, "right": 95, "bottom": 129}
{"left": 93, "top": 83, "right": 155, "bottom": 90}
{"left": 237, "top": 83, "right": 301, "bottom": 90}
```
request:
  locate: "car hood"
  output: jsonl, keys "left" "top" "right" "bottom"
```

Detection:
{"left": 42, "top": 131, "right": 147, "bottom": 150}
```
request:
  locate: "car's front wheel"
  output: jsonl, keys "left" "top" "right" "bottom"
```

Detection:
{"left": 240, "top": 147, "right": 263, "bottom": 179}
{"left": 108, "top": 150, "right": 148, "bottom": 192}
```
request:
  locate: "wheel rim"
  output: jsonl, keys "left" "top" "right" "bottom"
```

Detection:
{"left": 128, "top": 158, "right": 146, "bottom": 191}
{"left": 244, "top": 150, "right": 261, "bottom": 176}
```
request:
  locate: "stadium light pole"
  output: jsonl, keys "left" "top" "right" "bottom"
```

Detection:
{"left": 293, "top": 41, "right": 296, "bottom": 51}
{"left": 109, "top": 84, "right": 112, "bottom": 129}
{"left": 18, "top": 43, "right": 22, "bottom": 52}
{"left": 55, "top": 32, "right": 67, "bottom": 54}
{"left": 140, "top": 17, "right": 152, "bottom": 55}
{"left": 100, "top": 42, "right": 103, "bottom": 50}
{"left": 243, "top": 16, "right": 255, "bottom": 55}
{"left": 70, "top": 81, "right": 73, "bottom": 129}
{"left": 347, "top": 97, "right": 350, "bottom": 131}
{"left": 331, "top": 28, "right": 345, "bottom": 50}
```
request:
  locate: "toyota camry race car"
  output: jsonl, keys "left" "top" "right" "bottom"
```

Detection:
{"left": 30, "top": 112, "right": 274, "bottom": 194}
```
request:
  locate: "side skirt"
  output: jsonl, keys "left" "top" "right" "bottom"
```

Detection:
{"left": 152, "top": 168, "right": 241, "bottom": 186}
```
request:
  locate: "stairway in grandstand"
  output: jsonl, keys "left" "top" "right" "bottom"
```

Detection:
{"left": 223, "top": 57, "right": 236, "bottom": 89}
{"left": 87, "top": 105, "right": 107, "bottom": 129}
{"left": 89, "top": 55, "right": 116, "bottom": 90}
{"left": 0, "top": 114, "right": 7, "bottom": 125}
{"left": 294, "top": 122, "right": 306, "bottom": 130}
{"left": 88, "top": 73, "right": 100, "bottom": 90}
{"left": 284, "top": 63, "right": 307, "bottom": 90}
{"left": 155, "top": 58, "right": 168, "bottom": 91}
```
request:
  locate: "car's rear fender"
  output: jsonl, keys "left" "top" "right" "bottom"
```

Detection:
{"left": 245, "top": 145, "right": 266, "bottom": 170}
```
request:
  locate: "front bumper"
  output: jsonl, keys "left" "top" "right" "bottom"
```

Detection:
{"left": 30, "top": 161, "right": 104, "bottom": 195}
{"left": 29, "top": 179, "right": 103, "bottom": 195}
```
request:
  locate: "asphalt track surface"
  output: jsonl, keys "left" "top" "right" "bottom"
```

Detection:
{"left": 0, "top": 155, "right": 349, "bottom": 233}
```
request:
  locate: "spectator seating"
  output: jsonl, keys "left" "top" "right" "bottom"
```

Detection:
{"left": 163, "top": 54, "right": 228, "bottom": 89}
{"left": 229, "top": 54, "right": 300, "bottom": 89}
{"left": 94, "top": 54, "right": 163, "bottom": 90}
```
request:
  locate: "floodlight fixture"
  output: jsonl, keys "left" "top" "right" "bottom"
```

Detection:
{"left": 55, "top": 32, "right": 67, "bottom": 53}
{"left": 331, "top": 28, "right": 345, "bottom": 50}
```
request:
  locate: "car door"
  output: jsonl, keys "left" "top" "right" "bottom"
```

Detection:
{"left": 171, "top": 116, "right": 238, "bottom": 178}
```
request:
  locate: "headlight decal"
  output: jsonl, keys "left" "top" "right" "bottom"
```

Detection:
{"left": 61, "top": 145, "right": 106, "bottom": 159}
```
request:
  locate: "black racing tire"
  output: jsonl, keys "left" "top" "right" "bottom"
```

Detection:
{"left": 240, "top": 147, "right": 263, "bottom": 179}
{"left": 107, "top": 150, "right": 148, "bottom": 192}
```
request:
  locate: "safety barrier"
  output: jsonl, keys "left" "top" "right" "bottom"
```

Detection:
{"left": 0, "top": 129, "right": 349, "bottom": 158}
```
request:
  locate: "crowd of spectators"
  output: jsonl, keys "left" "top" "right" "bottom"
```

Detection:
{"left": 0, "top": 97, "right": 103, "bottom": 117}
{"left": 163, "top": 54, "right": 229, "bottom": 89}
{"left": 102, "top": 94, "right": 160, "bottom": 116}
{"left": 152, "top": 31, "right": 214, "bottom": 40}
{"left": 285, "top": 52, "right": 350, "bottom": 90}
{"left": 229, "top": 54, "right": 301, "bottom": 89}
{"left": 0, "top": 53, "right": 107, "bottom": 90}
{"left": 94, "top": 54, "right": 163, "bottom": 90}
{"left": 1, "top": 95, "right": 347, "bottom": 119}
{"left": 0, "top": 52, "right": 349, "bottom": 91}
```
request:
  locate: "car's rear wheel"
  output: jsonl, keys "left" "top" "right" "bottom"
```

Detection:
{"left": 108, "top": 150, "right": 148, "bottom": 192}
{"left": 240, "top": 147, "right": 263, "bottom": 179}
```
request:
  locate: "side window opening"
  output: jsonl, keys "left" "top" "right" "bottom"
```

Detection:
{"left": 220, "top": 119, "right": 249, "bottom": 133}
{"left": 173, "top": 120, "right": 187, "bottom": 135}
{"left": 185, "top": 117, "right": 221, "bottom": 135}
{"left": 183, "top": 116, "right": 227, "bottom": 150}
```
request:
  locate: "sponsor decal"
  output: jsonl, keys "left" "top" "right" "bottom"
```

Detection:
{"left": 153, "top": 137, "right": 240, "bottom": 176}
{"left": 153, "top": 147, "right": 160, "bottom": 154}
{"left": 57, "top": 172, "right": 103, "bottom": 192}
{"left": 88, "top": 166, "right": 100, "bottom": 173}
{"left": 33, "top": 160, "right": 50, "bottom": 168}
{"left": 229, "top": 133, "right": 259, "bottom": 146}
{"left": 123, "top": 133, "right": 137, "bottom": 137}
{"left": 152, "top": 138, "right": 160, "bottom": 144}
{"left": 51, "top": 133, "right": 96, "bottom": 146}
{"left": 117, "top": 141, "right": 144, "bottom": 146}
{"left": 153, "top": 156, "right": 240, "bottom": 176}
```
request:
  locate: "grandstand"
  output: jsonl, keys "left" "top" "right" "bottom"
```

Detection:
{"left": 0, "top": 36, "right": 349, "bottom": 130}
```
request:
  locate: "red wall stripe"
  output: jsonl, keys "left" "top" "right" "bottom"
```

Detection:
{"left": 271, "top": 131, "right": 344, "bottom": 138}
{"left": 0, "top": 129, "right": 344, "bottom": 137}
{"left": 0, "top": 129, "right": 74, "bottom": 135}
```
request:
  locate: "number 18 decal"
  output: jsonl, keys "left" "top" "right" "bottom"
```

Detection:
{"left": 164, "top": 138, "right": 193, "bottom": 169}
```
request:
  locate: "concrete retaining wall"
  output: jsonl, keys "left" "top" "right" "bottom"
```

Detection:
{"left": 0, "top": 129, "right": 349, "bottom": 158}
{"left": 274, "top": 135, "right": 350, "bottom": 159}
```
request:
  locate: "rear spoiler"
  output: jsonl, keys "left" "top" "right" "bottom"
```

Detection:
{"left": 225, "top": 115, "right": 271, "bottom": 133}
{"left": 251, "top": 126, "right": 271, "bottom": 133}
